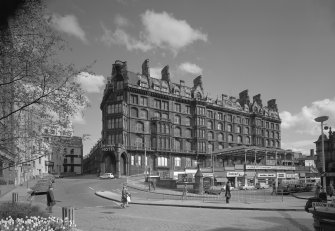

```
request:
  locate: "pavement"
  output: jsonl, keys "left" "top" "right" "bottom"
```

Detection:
{"left": 0, "top": 176, "right": 316, "bottom": 213}
{"left": 94, "top": 176, "right": 314, "bottom": 211}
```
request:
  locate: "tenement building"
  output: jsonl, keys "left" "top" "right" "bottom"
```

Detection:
{"left": 96, "top": 59, "right": 310, "bottom": 188}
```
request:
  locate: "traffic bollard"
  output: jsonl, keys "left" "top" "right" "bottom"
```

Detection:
{"left": 62, "top": 207, "right": 75, "bottom": 225}
{"left": 12, "top": 192, "right": 18, "bottom": 203}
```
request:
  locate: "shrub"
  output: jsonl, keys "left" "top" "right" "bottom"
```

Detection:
{"left": 0, "top": 216, "right": 77, "bottom": 231}
{"left": 0, "top": 202, "right": 49, "bottom": 220}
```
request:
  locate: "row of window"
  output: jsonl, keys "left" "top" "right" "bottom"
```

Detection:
{"left": 130, "top": 155, "right": 196, "bottom": 168}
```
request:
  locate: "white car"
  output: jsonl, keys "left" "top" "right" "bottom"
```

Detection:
{"left": 239, "top": 185, "right": 255, "bottom": 190}
{"left": 99, "top": 173, "right": 115, "bottom": 179}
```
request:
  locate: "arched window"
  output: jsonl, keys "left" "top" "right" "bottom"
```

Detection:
{"left": 218, "top": 144, "right": 223, "bottom": 150}
{"left": 140, "top": 109, "right": 148, "bottom": 119}
{"left": 237, "top": 135, "right": 242, "bottom": 143}
{"left": 271, "top": 140, "right": 275, "bottom": 147}
{"left": 228, "top": 134, "right": 233, "bottom": 142}
{"left": 227, "top": 124, "right": 232, "bottom": 132}
{"left": 244, "top": 127, "right": 249, "bottom": 134}
{"left": 185, "top": 117, "right": 191, "bottom": 126}
{"left": 131, "top": 108, "right": 138, "bottom": 117}
{"left": 162, "top": 113, "right": 168, "bottom": 119}
{"left": 175, "top": 115, "right": 181, "bottom": 124}
{"left": 218, "top": 123, "right": 223, "bottom": 130}
{"left": 70, "top": 149, "right": 74, "bottom": 155}
{"left": 154, "top": 111, "right": 160, "bottom": 118}
{"left": 208, "top": 143, "right": 214, "bottom": 152}
{"left": 246, "top": 137, "right": 250, "bottom": 144}
{"left": 208, "top": 131, "right": 214, "bottom": 140}
{"left": 174, "top": 139, "right": 181, "bottom": 150}
{"left": 218, "top": 133, "right": 224, "bottom": 141}
{"left": 185, "top": 141, "right": 191, "bottom": 151}
{"left": 175, "top": 127, "right": 181, "bottom": 137}
{"left": 196, "top": 92, "right": 201, "bottom": 100}
{"left": 185, "top": 129, "right": 191, "bottom": 138}
{"left": 265, "top": 139, "right": 269, "bottom": 147}
{"left": 136, "top": 122, "right": 144, "bottom": 132}
{"left": 236, "top": 126, "right": 241, "bottom": 133}
{"left": 207, "top": 121, "right": 213, "bottom": 130}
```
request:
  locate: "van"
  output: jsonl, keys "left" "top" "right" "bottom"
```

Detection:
{"left": 255, "top": 182, "right": 270, "bottom": 189}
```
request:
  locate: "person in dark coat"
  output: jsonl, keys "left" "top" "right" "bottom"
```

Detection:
{"left": 121, "top": 185, "right": 131, "bottom": 208}
{"left": 225, "top": 181, "right": 231, "bottom": 203}
{"left": 46, "top": 185, "right": 55, "bottom": 213}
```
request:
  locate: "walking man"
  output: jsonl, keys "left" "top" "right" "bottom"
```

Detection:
{"left": 225, "top": 181, "right": 231, "bottom": 203}
{"left": 271, "top": 182, "right": 277, "bottom": 196}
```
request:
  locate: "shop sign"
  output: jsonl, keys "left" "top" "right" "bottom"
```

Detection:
{"left": 246, "top": 165, "right": 295, "bottom": 170}
{"left": 101, "top": 145, "right": 115, "bottom": 152}
{"left": 227, "top": 172, "right": 244, "bottom": 177}
{"left": 286, "top": 173, "right": 298, "bottom": 178}
{"left": 258, "top": 173, "right": 276, "bottom": 178}
{"left": 277, "top": 173, "right": 286, "bottom": 178}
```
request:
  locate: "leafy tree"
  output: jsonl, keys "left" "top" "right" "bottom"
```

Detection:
{"left": 0, "top": 0, "right": 90, "bottom": 173}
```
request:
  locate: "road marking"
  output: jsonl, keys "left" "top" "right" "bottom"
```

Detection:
{"left": 89, "top": 187, "right": 95, "bottom": 191}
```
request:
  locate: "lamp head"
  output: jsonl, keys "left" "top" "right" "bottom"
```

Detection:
{"left": 315, "top": 116, "right": 329, "bottom": 123}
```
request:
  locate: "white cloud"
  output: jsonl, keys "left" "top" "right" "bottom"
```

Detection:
{"left": 114, "top": 14, "right": 130, "bottom": 27}
{"left": 149, "top": 67, "right": 162, "bottom": 79}
{"left": 71, "top": 111, "right": 86, "bottom": 124}
{"left": 100, "top": 10, "right": 207, "bottom": 54}
{"left": 141, "top": 10, "right": 207, "bottom": 54}
{"left": 101, "top": 25, "right": 152, "bottom": 51}
{"left": 48, "top": 14, "right": 87, "bottom": 43}
{"left": 280, "top": 97, "right": 335, "bottom": 135}
{"left": 76, "top": 72, "right": 105, "bottom": 93}
{"left": 178, "top": 62, "right": 203, "bottom": 75}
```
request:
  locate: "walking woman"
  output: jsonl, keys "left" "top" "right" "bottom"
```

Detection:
{"left": 121, "top": 185, "right": 131, "bottom": 208}
{"left": 225, "top": 181, "right": 231, "bottom": 204}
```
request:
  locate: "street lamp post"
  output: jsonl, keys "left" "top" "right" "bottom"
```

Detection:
{"left": 314, "top": 116, "right": 329, "bottom": 189}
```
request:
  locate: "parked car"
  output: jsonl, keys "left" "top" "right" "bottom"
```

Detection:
{"left": 255, "top": 183, "right": 270, "bottom": 189}
{"left": 204, "top": 185, "right": 224, "bottom": 195}
{"left": 239, "top": 184, "right": 255, "bottom": 190}
{"left": 99, "top": 173, "right": 115, "bottom": 179}
{"left": 52, "top": 173, "right": 64, "bottom": 178}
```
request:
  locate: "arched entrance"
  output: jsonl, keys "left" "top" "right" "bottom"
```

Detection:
{"left": 120, "top": 152, "right": 127, "bottom": 176}
{"left": 103, "top": 152, "right": 117, "bottom": 174}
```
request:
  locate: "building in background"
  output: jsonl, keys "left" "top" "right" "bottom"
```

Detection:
{"left": 97, "top": 59, "right": 283, "bottom": 179}
{"left": 315, "top": 127, "right": 335, "bottom": 186}
{"left": 83, "top": 139, "right": 102, "bottom": 175}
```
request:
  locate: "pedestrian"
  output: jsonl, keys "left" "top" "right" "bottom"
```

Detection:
{"left": 121, "top": 185, "right": 131, "bottom": 208}
{"left": 328, "top": 184, "right": 334, "bottom": 198}
{"left": 182, "top": 184, "right": 188, "bottom": 200}
{"left": 46, "top": 185, "right": 56, "bottom": 213}
{"left": 271, "top": 182, "right": 277, "bottom": 196}
{"left": 315, "top": 184, "right": 321, "bottom": 198}
{"left": 225, "top": 181, "right": 231, "bottom": 204}
{"left": 319, "top": 187, "right": 327, "bottom": 202}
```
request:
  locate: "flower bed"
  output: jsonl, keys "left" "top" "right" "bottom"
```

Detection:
{"left": 0, "top": 216, "right": 76, "bottom": 231}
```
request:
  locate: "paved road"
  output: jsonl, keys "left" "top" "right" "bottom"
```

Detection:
{"left": 31, "top": 176, "right": 314, "bottom": 231}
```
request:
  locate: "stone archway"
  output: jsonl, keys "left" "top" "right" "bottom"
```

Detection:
{"left": 103, "top": 152, "right": 117, "bottom": 175}
{"left": 120, "top": 152, "right": 127, "bottom": 176}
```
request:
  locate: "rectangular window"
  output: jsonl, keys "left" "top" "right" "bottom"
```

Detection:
{"left": 207, "top": 110, "right": 213, "bottom": 118}
{"left": 140, "top": 97, "right": 148, "bottom": 106}
{"left": 131, "top": 155, "right": 135, "bottom": 165}
{"left": 131, "top": 95, "right": 138, "bottom": 104}
{"left": 186, "top": 106, "right": 191, "bottom": 114}
{"left": 138, "top": 155, "right": 141, "bottom": 166}
{"left": 175, "top": 103, "right": 181, "bottom": 112}
{"left": 162, "top": 101, "right": 169, "bottom": 110}
{"left": 107, "top": 119, "right": 112, "bottom": 129}
{"left": 174, "top": 157, "right": 181, "bottom": 167}
{"left": 158, "top": 157, "right": 168, "bottom": 167}
{"left": 154, "top": 99, "right": 161, "bottom": 109}
{"left": 218, "top": 113, "right": 223, "bottom": 120}
{"left": 185, "top": 157, "right": 191, "bottom": 167}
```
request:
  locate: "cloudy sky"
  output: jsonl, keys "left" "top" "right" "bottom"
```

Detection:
{"left": 46, "top": 0, "right": 335, "bottom": 156}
